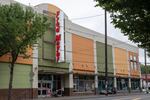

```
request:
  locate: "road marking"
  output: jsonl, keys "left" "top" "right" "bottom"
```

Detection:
{"left": 132, "top": 98, "right": 141, "bottom": 100}
{"left": 112, "top": 98, "right": 122, "bottom": 100}
{"left": 112, "top": 97, "right": 141, "bottom": 100}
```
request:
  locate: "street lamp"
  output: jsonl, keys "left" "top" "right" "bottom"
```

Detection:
{"left": 105, "top": 9, "right": 108, "bottom": 96}
{"left": 144, "top": 49, "right": 148, "bottom": 94}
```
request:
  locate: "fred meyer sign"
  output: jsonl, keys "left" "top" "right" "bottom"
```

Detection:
{"left": 55, "top": 11, "right": 65, "bottom": 62}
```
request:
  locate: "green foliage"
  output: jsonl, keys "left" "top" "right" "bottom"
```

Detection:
{"left": 0, "top": 3, "right": 49, "bottom": 99}
{"left": 141, "top": 64, "right": 150, "bottom": 74}
{"left": 95, "top": 0, "right": 150, "bottom": 55}
{"left": 0, "top": 3, "right": 49, "bottom": 58}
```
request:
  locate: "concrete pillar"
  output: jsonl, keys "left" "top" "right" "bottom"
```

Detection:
{"left": 128, "top": 78, "right": 131, "bottom": 93}
{"left": 114, "top": 77, "right": 117, "bottom": 89}
{"left": 64, "top": 63, "right": 73, "bottom": 96}
{"left": 32, "top": 43, "right": 38, "bottom": 98}
{"left": 127, "top": 49, "right": 131, "bottom": 93}
{"left": 140, "top": 78, "right": 143, "bottom": 92}
{"left": 69, "top": 72, "right": 73, "bottom": 89}
{"left": 64, "top": 74, "right": 73, "bottom": 96}
{"left": 139, "top": 62, "right": 142, "bottom": 92}
{"left": 112, "top": 45, "right": 117, "bottom": 89}
{"left": 64, "top": 28, "right": 73, "bottom": 95}
{"left": 95, "top": 75, "right": 98, "bottom": 94}
{"left": 94, "top": 40, "right": 98, "bottom": 94}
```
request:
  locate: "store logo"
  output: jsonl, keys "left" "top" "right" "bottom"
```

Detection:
{"left": 55, "top": 11, "right": 65, "bottom": 62}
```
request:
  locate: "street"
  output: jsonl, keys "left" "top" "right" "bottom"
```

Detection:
{"left": 36, "top": 94, "right": 150, "bottom": 100}
{"left": 80, "top": 95, "right": 150, "bottom": 100}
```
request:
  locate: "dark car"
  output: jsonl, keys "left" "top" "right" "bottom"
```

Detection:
{"left": 99, "top": 87, "right": 116, "bottom": 94}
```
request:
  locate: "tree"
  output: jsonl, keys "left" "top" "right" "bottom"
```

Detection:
{"left": 0, "top": 3, "right": 49, "bottom": 100}
{"left": 141, "top": 64, "right": 150, "bottom": 74}
{"left": 95, "top": 0, "right": 150, "bottom": 55}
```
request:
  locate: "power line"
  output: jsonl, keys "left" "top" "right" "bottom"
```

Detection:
{"left": 64, "top": 26, "right": 136, "bottom": 47}
{"left": 43, "top": 27, "right": 137, "bottom": 49}
{"left": 70, "top": 14, "right": 104, "bottom": 21}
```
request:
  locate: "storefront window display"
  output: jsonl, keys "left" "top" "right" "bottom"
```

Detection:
{"left": 73, "top": 75, "right": 94, "bottom": 92}
{"left": 131, "top": 79, "right": 140, "bottom": 90}
{"left": 98, "top": 78, "right": 113, "bottom": 93}
{"left": 117, "top": 78, "right": 128, "bottom": 91}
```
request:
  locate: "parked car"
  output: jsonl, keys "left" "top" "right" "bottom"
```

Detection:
{"left": 99, "top": 87, "right": 116, "bottom": 94}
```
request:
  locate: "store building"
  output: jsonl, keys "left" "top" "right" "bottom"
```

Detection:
{"left": 0, "top": 0, "right": 141, "bottom": 99}
{"left": 142, "top": 74, "right": 150, "bottom": 91}
{"left": 96, "top": 42, "right": 114, "bottom": 93}
{"left": 114, "top": 46, "right": 141, "bottom": 92}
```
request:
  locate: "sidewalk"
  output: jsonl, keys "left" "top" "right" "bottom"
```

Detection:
{"left": 33, "top": 92, "right": 145, "bottom": 100}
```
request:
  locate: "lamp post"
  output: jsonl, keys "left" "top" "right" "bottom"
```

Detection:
{"left": 145, "top": 49, "right": 148, "bottom": 94}
{"left": 105, "top": 9, "right": 108, "bottom": 96}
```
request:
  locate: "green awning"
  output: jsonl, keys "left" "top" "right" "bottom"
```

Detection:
{"left": 38, "top": 66, "right": 69, "bottom": 74}
{"left": 98, "top": 71, "right": 114, "bottom": 77}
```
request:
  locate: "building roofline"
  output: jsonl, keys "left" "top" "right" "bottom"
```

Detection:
{"left": 69, "top": 21, "right": 138, "bottom": 49}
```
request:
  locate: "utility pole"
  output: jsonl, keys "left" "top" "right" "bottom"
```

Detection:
{"left": 105, "top": 9, "right": 108, "bottom": 96}
{"left": 145, "top": 49, "right": 148, "bottom": 94}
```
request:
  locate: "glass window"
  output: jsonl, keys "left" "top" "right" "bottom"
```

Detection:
{"left": 79, "top": 80, "right": 85, "bottom": 92}
{"left": 73, "top": 75, "right": 94, "bottom": 92}
{"left": 131, "top": 80, "right": 140, "bottom": 90}
{"left": 38, "top": 83, "right": 41, "bottom": 88}
{"left": 131, "top": 62, "right": 133, "bottom": 70}
{"left": 133, "top": 56, "right": 136, "bottom": 61}
{"left": 98, "top": 80, "right": 105, "bottom": 91}
{"left": 85, "top": 81, "right": 94, "bottom": 92}
{"left": 73, "top": 78, "right": 79, "bottom": 92}
{"left": 117, "top": 78, "right": 128, "bottom": 91}
{"left": 134, "top": 62, "right": 137, "bottom": 70}
{"left": 42, "top": 90, "right": 47, "bottom": 95}
{"left": 38, "top": 90, "right": 41, "bottom": 95}
{"left": 130, "top": 55, "right": 133, "bottom": 60}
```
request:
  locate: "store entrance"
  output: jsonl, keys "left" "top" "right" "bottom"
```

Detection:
{"left": 38, "top": 80, "right": 52, "bottom": 97}
{"left": 38, "top": 74, "right": 53, "bottom": 97}
{"left": 38, "top": 74, "right": 64, "bottom": 97}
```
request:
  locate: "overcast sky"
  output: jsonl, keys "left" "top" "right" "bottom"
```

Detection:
{"left": 15, "top": 0, "right": 150, "bottom": 64}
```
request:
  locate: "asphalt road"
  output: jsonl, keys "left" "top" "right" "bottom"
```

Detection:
{"left": 36, "top": 94, "right": 150, "bottom": 100}
{"left": 80, "top": 94, "right": 150, "bottom": 100}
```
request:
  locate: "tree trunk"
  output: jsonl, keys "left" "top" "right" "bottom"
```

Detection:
{"left": 8, "top": 51, "right": 18, "bottom": 100}
{"left": 8, "top": 61, "right": 15, "bottom": 100}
